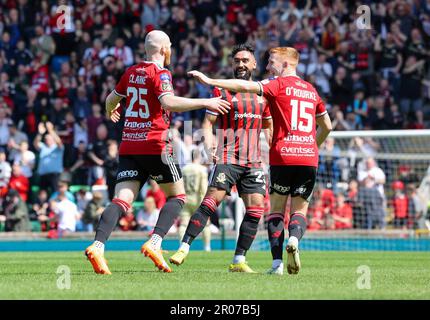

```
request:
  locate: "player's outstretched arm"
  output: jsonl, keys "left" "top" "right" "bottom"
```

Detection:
{"left": 316, "top": 113, "right": 333, "bottom": 147}
{"left": 159, "top": 95, "right": 230, "bottom": 114}
{"left": 188, "top": 70, "right": 261, "bottom": 94}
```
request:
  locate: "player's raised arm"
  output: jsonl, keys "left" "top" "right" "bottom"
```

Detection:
{"left": 188, "top": 70, "right": 261, "bottom": 95}
{"left": 159, "top": 94, "right": 230, "bottom": 114}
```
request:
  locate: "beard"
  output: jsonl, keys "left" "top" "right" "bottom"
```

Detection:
{"left": 164, "top": 50, "right": 171, "bottom": 66}
{"left": 234, "top": 67, "right": 252, "bottom": 80}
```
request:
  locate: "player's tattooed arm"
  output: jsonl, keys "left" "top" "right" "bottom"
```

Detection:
{"left": 188, "top": 70, "right": 261, "bottom": 94}
{"left": 316, "top": 113, "right": 333, "bottom": 148}
{"left": 106, "top": 91, "right": 123, "bottom": 120}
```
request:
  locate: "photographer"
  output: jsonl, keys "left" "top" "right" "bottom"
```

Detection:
{"left": 1, "top": 189, "right": 31, "bottom": 232}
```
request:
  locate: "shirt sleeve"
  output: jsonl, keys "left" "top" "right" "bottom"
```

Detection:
{"left": 114, "top": 69, "right": 128, "bottom": 98}
{"left": 257, "top": 77, "right": 280, "bottom": 99}
{"left": 315, "top": 95, "right": 328, "bottom": 117}
{"left": 153, "top": 70, "right": 174, "bottom": 100}
{"left": 207, "top": 87, "right": 222, "bottom": 116}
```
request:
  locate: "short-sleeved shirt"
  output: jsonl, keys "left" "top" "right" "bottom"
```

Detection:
{"left": 37, "top": 143, "right": 64, "bottom": 175}
{"left": 114, "top": 61, "right": 175, "bottom": 155}
{"left": 258, "top": 76, "right": 327, "bottom": 167}
{"left": 208, "top": 87, "right": 271, "bottom": 167}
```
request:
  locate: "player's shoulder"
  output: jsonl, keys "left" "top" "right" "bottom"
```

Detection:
{"left": 128, "top": 61, "right": 170, "bottom": 76}
{"left": 290, "top": 76, "right": 318, "bottom": 93}
{"left": 259, "top": 76, "right": 279, "bottom": 85}
{"left": 144, "top": 61, "right": 171, "bottom": 76}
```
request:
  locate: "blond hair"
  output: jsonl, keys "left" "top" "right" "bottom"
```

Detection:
{"left": 269, "top": 47, "right": 300, "bottom": 66}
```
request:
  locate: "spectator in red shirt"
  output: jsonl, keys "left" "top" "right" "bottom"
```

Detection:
{"left": 119, "top": 208, "right": 137, "bottom": 231}
{"left": 8, "top": 162, "right": 29, "bottom": 202}
{"left": 146, "top": 179, "right": 166, "bottom": 210}
{"left": 392, "top": 180, "right": 408, "bottom": 229}
{"left": 308, "top": 199, "right": 326, "bottom": 230}
{"left": 321, "top": 185, "right": 336, "bottom": 213}
{"left": 331, "top": 194, "right": 353, "bottom": 229}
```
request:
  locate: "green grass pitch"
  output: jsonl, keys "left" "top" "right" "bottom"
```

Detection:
{"left": 0, "top": 251, "right": 429, "bottom": 299}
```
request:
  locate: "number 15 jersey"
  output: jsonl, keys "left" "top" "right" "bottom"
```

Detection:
{"left": 257, "top": 76, "right": 327, "bottom": 167}
{"left": 114, "top": 61, "right": 174, "bottom": 156}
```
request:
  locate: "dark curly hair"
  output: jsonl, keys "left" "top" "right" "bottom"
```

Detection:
{"left": 231, "top": 43, "right": 255, "bottom": 57}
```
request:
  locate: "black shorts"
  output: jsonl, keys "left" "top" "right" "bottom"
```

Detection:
{"left": 209, "top": 164, "right": 266, "bottom": 196}
{"left": 269, "top": 165, "right": 317, "bottom": 201}
{"left": 116, "top": 154, "right": 182, "bottom": 186}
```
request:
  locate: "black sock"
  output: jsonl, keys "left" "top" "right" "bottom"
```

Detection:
{"left": 183, "top": 197, "right": 217, "bottom": 245}
{"left": 267, "top": 213, "right": 285, "bottom": 260}
{"left": 235, "top": 207, "right": 263, "bottom": 256}
{"left": 153, "top": 194, "right": 186, "bottom": 238}
{"left": 235, "top": 216, "right": 262, "bottom": 256}
{"left": 95, "top": 198, "right": 130, "bottom": 243}
{"left": 288, "top": 212, "right": 307, "bottom": 241}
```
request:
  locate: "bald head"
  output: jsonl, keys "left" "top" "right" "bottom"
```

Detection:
{"left": 145, "top": 30, "right": 170, "bottom": 54}
{"left": 144, "top": 30, "right": 172, "bottom": 66}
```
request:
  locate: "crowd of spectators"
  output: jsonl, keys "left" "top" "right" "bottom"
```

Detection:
{"left": 0, "top": 0, "right": 429, "bottom": 234}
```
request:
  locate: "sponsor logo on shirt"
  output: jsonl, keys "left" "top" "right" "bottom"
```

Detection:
{"left": 234, "top": 112, "right": 262, "bottom": 120}
{"left": 135, "top": 67, "right": 146, "bottom": 74}
{"left": 280, "top": 146, "right": 315, "bottom": 156}
{"left": 122, "top": 131, "right": 148, "bottom": 141}
{"left": 124, "top": 120, "right": 152, "bottom": 129}
{"left": 295, "top": 81, "right": 308, "bottom": 89}
{"left": 285, "top": 134, "right": 315, "bottom": 144}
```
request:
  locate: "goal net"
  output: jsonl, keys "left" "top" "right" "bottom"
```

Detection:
{"left": 249, "top": 129, "right": 430, "bottom": 251}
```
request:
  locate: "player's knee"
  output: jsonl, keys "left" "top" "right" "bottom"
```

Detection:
{"left": 200, "top": 196, "right": 219, "bottom": 215}
{"left": 291, "top": 211, "right": 307, "bottom": 220}
{"left": 289, "top": 212, "right": 308, "bottom": 231}
{"left": 169, "top": 194, "right": 186, "bottom": 206}
{"left": 245, "top": 206, "right": 264, "bottom": 222}
{"left": 267, "top": 212, "right": 285, "bottom": 224}
{"left": 115, "top": 188, "right": 135, "bottom": 205}
{"left": 111, "top": 197, "right": 132, "bottom": 213}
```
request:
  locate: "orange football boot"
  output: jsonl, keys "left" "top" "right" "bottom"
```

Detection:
{"left": 85, "top": 244, "right": 112, "bottom": 275}
{"left": 141, "top": 240, "right": 172, "bottom": 273}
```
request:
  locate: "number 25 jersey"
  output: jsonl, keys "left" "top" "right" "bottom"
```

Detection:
{"left": 114, "top": 61, "right": 174, "bottom": 156}
{"left": 258, "top": 76, "right": 327, "bottom": 167}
